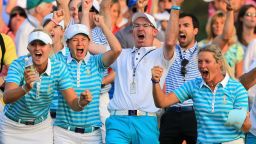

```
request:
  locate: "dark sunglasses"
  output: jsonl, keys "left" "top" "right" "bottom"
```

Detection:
{"left": 181, "top": 59, "right": 189, "bottom": 77}
{"left": 10, "top": 12, "right": 26, "bottom": 18}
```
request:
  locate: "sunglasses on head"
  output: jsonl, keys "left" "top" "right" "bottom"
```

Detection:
{"left": 181, "top": 59, "right": 189, "bottom": 77}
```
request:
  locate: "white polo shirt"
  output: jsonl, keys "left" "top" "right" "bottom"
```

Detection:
{"left": 109, "top": 47, "right": 175, "bottom": 113}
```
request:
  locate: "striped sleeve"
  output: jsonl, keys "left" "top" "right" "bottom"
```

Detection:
{"left": 57, "top": 61, "right": 73, "bottom": 90}
{"left": 94, "top": 54, "right": 106, "bottom": 73}
{"left": 173, "top": 80, "right": 194, "bottom": 103}
{"left": 6, "top": 58, "right": 23, "bottom": 85}
{"left": 233, "top": 83, "right": 248, "bottom": 111}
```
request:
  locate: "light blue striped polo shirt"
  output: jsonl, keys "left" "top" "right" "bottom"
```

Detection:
{"left": 165, "top": 43, "right": 200, "bottom": 107}
{"left": 50, "top": 47, "right": 70, "bottom": 112}
{"left": 54, "top": 51, "right": 106, "bottom": 128}
{"left": 174, "top": 75, "right": 248, "bottom": 143}
{"left": 4, "top": 56, "right": 72, "bottom": 120}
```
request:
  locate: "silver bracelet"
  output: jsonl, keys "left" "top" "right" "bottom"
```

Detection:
{"left": 77, "top": 98, "right": 84, "bottom": 109}
{"left": 21, "top": 85, "right": 28, "bottom": 93}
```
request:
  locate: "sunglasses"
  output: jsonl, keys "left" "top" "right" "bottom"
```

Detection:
{"left": 10, "top": 12, "right": 26, "bottom": 18}
{"left": 181, "top": 59, "right": 189, "bottom": 77}
{"left": 245, "top": 12, "right": 256, "bottom": 17}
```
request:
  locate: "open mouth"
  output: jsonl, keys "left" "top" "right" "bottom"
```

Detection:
{"left": 35, "top": 52, "right": 42, "bottom": 58}
{"left": 179, "top": 33, "right": 186, "bottom": 41}
{"left": 76, "top": 48, "right": 84, "bottom": 56}
{"left": 137, "top": 34, "right": 145, "bottom": 40}
{"left": 201, "top": 70, "right": 209, "bottom": 78}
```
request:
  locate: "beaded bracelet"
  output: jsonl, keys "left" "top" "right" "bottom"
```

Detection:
{"left": 171, "top": 6, "right": 181, "bottom": 11}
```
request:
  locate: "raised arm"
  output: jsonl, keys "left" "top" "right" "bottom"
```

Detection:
{"left": 3, "top": 69, "right": 38, "bottom": 104}
{"left": 100, "top": 0, "right": 112, "bottom": 29}
{"left": 93, "top": 15, "right": 122, "bottom": 67}
{"left": 164, "top": 0, "right": 183, "bottom": 60}
{"left": 56, "top": 0, "right": 71, "bottom": 28}
{"left": 212, "top": 0, "right": 234, "bottom": 53}
{"left": 151, "top": 66, "right": 180, "bottom": 108}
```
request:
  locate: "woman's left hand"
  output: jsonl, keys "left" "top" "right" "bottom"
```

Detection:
{"left": 241, "top": 112, "right": 251, "bottom": 132}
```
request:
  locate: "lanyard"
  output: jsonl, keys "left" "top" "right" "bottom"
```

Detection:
{"left": 132, "top": 49, "right": 155, "bottom": 77}
{"left": 178, "top": 45, "right": 197, "bottom": 62}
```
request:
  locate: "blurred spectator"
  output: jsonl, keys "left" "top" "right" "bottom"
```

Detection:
{"left": 15, "top": 0, "right": 53, "bottom": 57}
{"left": 236, "top": 4, "right": 256, "bottom": 50}
{"left": 6, "top": 6, "right": 27, "bottom": 39}
{"left": 68, "top": 0, "right": 81, "bottom": 24}
{"left": 110, "top": 0, "right": 122, "bottom": 33}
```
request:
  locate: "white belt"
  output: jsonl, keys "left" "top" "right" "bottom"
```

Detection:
{"left": 110, "top": 110, "right": 156, "bottom": 116}
{"left": 222, "top": 138, "right": 244, "bottom": 144}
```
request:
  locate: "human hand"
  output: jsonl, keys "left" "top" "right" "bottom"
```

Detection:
{"left": 241, "top": 112, "right": 252, "bottom": 132}
{"left": 151, "top": 66, "right": 163, "bottom": 83}
{"left": 79, "top": 90, "right": 92, "bottom": 107}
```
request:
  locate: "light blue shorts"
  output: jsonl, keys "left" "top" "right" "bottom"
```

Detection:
{"left": 246, "top": 132, "right": 256, "bottom": 144}
{"left": 106, "top": 115, "right": 159, "bottom": 144}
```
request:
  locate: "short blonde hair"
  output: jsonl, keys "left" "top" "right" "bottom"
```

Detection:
{"left": 199, "top": 44, "right": 234, "bottom": 78}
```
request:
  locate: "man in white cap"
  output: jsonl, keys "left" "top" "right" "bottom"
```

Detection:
{"left": 53, "top": 11, "right": 122, "bottom": 143}
{"left": 0, "top": 29, "right": 92, "bottom": 144}
{"left": 105, "top": 0, "right": 182, "bottom": 142}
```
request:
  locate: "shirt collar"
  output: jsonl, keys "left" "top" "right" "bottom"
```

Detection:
{"left": 200, "top": 73, "right": 230, "bottom": 88}
{"left": 131, "top": 46, "right": 156, "bottom": 53}
{"left": 44, "top": 59, "right": 51, "bottom": 76}
{"left": 178, "top": 41, "right": 198, "bottom": 54}
{"left": 60, "top": 47, "right": 67, "bottom": 56}
{"left": 67, "top": 51, "right": 91, "bottom": 64}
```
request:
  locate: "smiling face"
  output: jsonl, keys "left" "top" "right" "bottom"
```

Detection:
{"left": 28, "top": 40, "right": 51, "bottom": 69}
{"left": 178, "top": 16, "right": 198, "bottom": 49}
{"left": 132, "top": 17, "right": 158, "bottom": 48}
{"left": 242, "top": 7, "right": 256, "bottom": 29}
{"left": 198, "top": 51, "right": 223, "bottom": 85}
{"left": 67, "top": 34, "right": 90, "bottom": 61}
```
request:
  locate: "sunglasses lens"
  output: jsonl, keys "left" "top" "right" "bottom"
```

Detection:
{"left": 181, "top": 59, "right": 189, "bottom": 76}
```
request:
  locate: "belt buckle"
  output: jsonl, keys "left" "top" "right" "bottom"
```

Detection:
{"left": 177, "top": 107, "right": 182, "bottom": 112}
{"left": 75, "top": 127, "right": 85, "bottom": 133}
{"left": 128, "top": 110, "right": 137, "bottom": 116}
{"left": 24, "top": 120, "right": 35, "bottom": 125}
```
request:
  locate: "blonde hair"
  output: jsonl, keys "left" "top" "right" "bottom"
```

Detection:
{"left": 199, "top": 44, "right": 234, "bottom": 78}
{"left": 206, "top": 11, "right": 237, "bottom": 44}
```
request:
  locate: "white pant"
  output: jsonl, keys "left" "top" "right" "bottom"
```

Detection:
{"left": 53, "top": 126, "right": 102, "bottom": 144}
{"left": 222, "top": 138, "right": 244, "bottom": 144}
{"left": 99, "top": 92, "right": 110, "bottom": 143}
{"left": 0, "top": 113, "right": 53, "bottom": 144}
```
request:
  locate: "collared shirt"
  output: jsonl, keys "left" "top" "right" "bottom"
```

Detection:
{"left": 50, "top": 47, "right": 70, "bottom": 111}
{"left": 4, "top": 56, "right": 72, "bottom": 119}
{"left": 54, "top": 51, "right": 106, "bottom": 128}
{"left": 174, "top": 74, "right": 248, "bottom": 143}
{"left": 109, "top": 47, "right": 175, "bottom": 112}
{"left": 15, "top": 14, "right": 40, "bottom": 57}
{"left": 165, "top": 43, "right": 200, "bottom": 107}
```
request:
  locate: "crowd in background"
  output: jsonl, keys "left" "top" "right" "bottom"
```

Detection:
{"left": 0, "top": 0, "right": 256, "bottom": 144}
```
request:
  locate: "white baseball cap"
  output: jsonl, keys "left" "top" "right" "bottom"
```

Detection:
{"left": 64, "top": 24, "right": 90, "bottom": 41}
{"left": 28, "top": 31, "right": 53, "bottom": 45}
{"left": 132, "top": 12, "right": 157, "bottom": 29}
{"left": 203, "top": 0, "right": 213, "bottom": 2}
{"left": 42, "top": 13, "right": 65, "bottom": 29}
{"left": 93, "top": 0, "right": 100, "bottom": 12}
{"left": 154, "top": 11, "right": 170, "bottom": 21}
